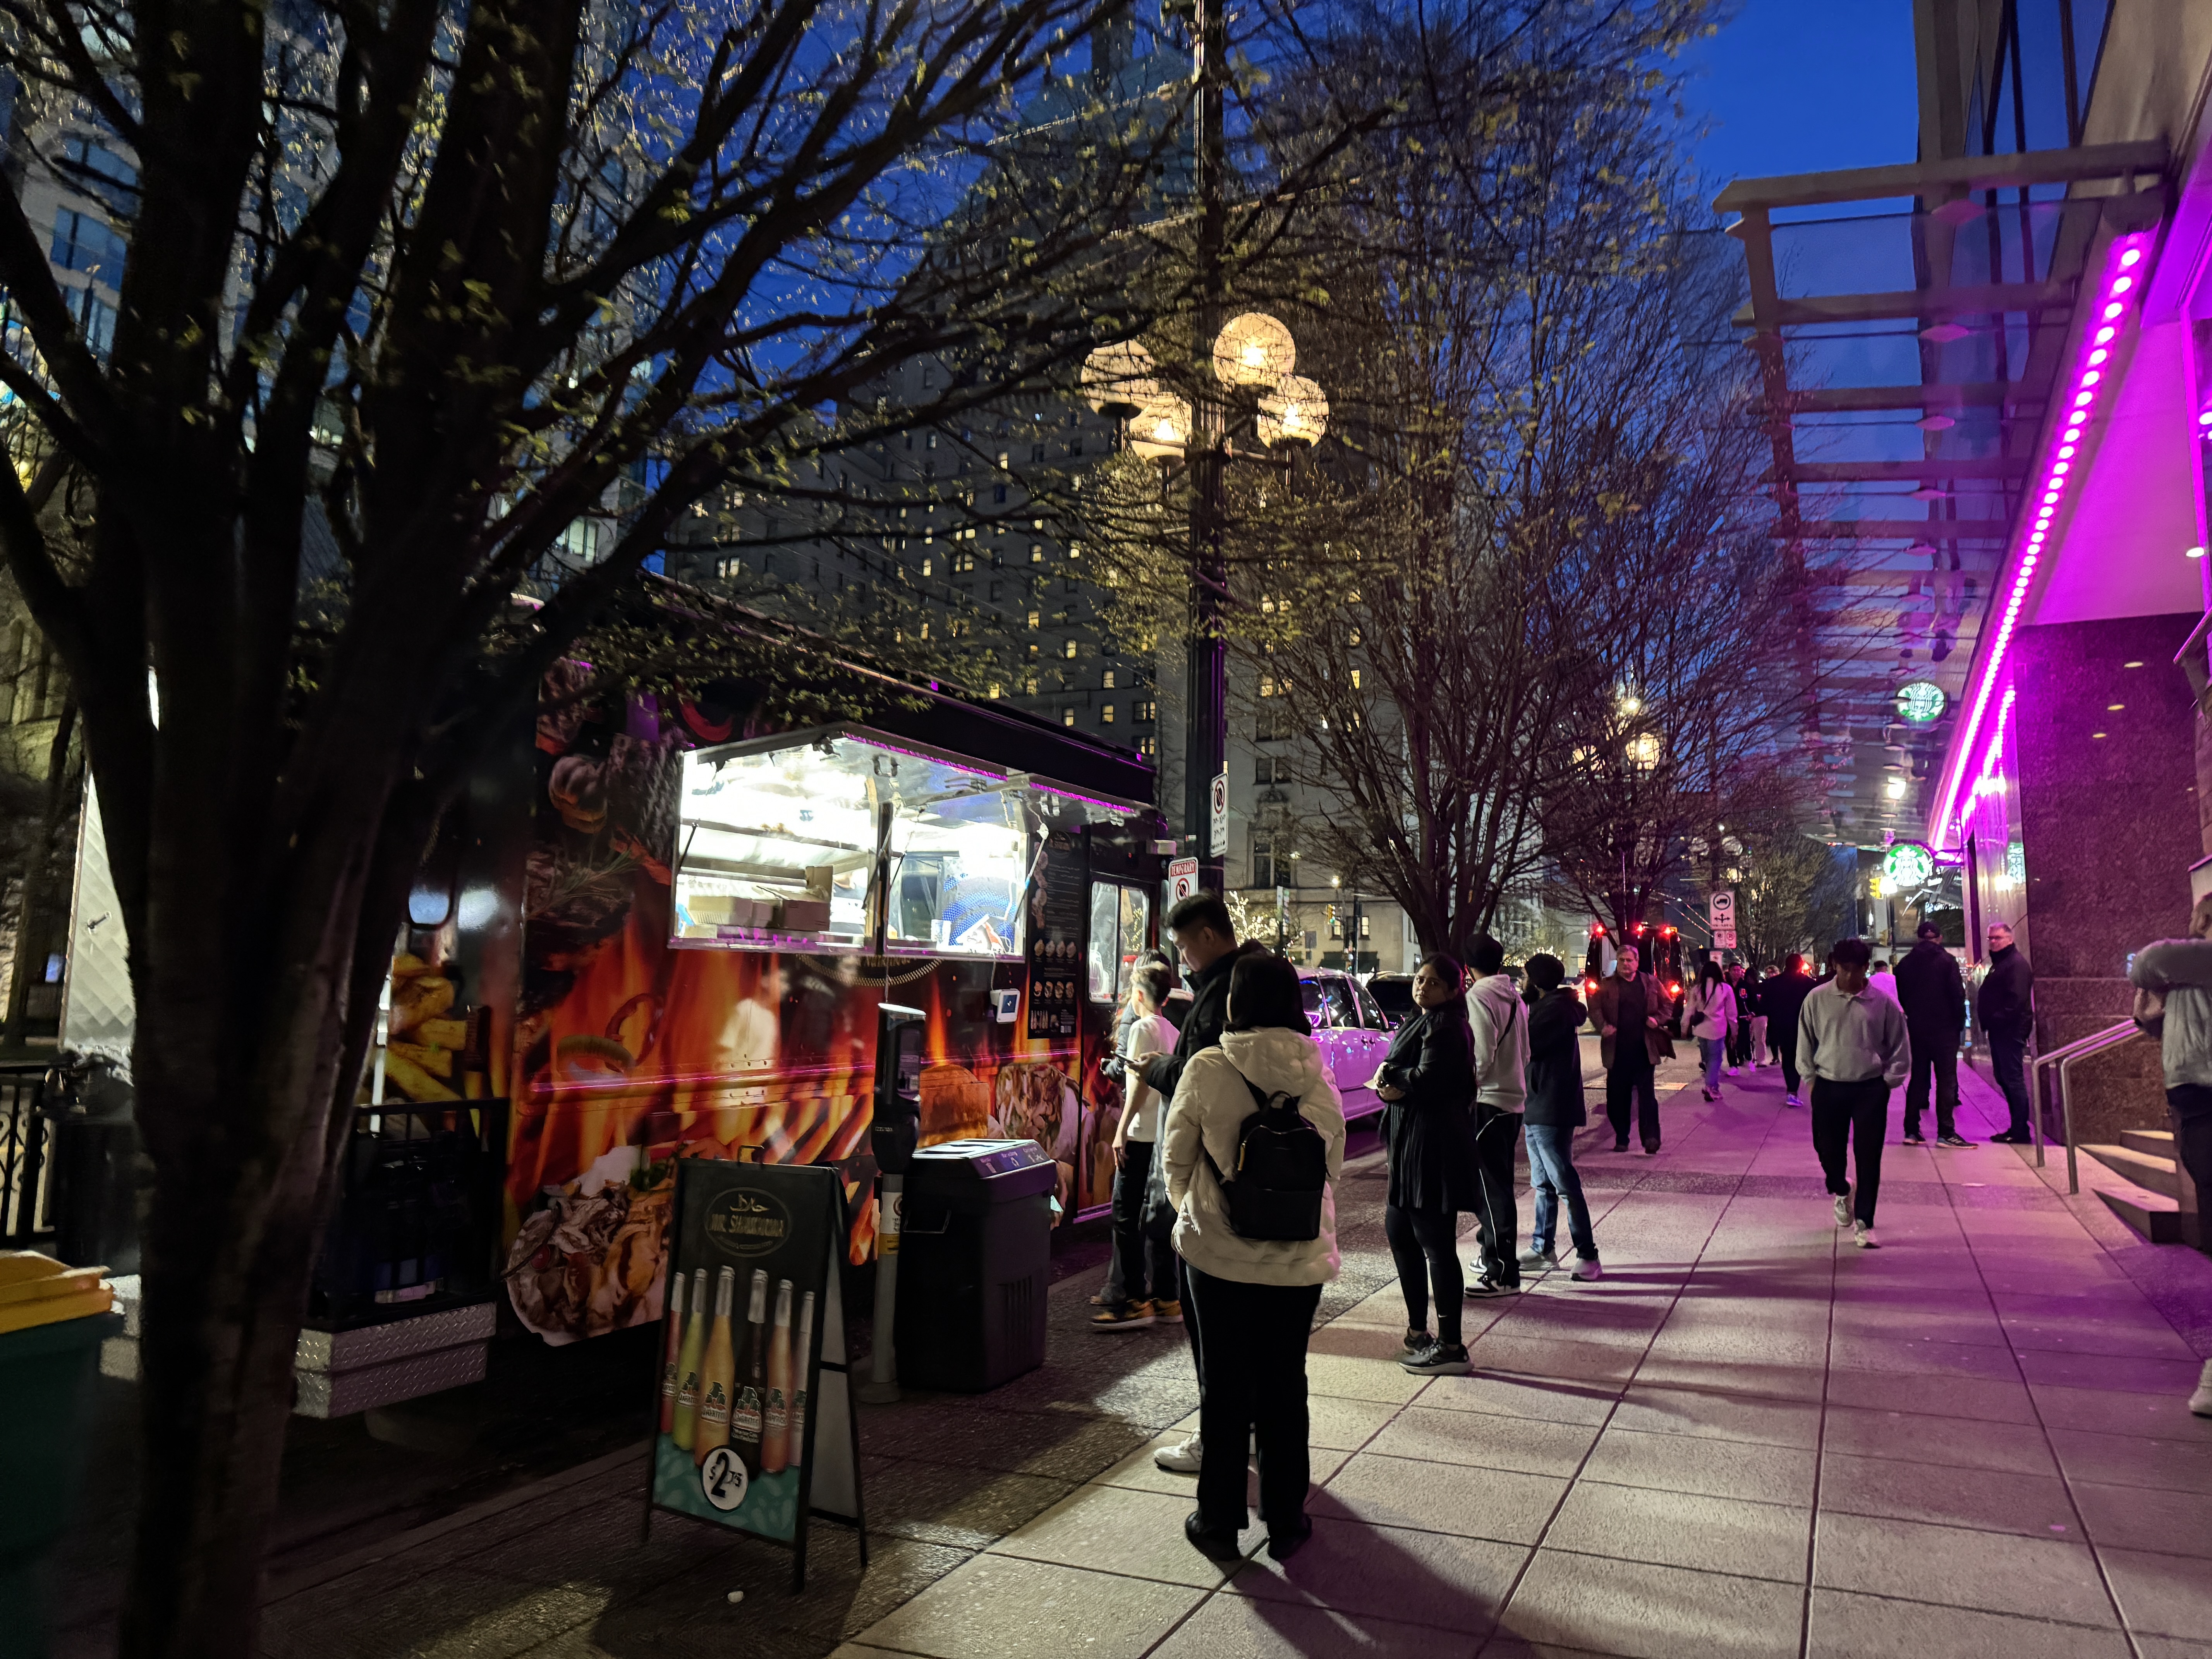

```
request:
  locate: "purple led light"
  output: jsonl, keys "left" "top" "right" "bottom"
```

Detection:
{"left": 1934, "top": 234, "right": 2148, "bottom": 847}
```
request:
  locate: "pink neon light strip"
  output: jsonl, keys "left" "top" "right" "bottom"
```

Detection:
{"left": 1930, "top": 235, "right": 2152, "bottom": 847}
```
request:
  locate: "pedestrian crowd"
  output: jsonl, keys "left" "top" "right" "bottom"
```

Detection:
{"left": 1085, "top": 889, "right": 2212, "bottom": 1565}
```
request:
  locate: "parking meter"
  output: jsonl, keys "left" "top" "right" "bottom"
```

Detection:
{"left": 861, "top": 1003, "right": 926, "bottom": 1402}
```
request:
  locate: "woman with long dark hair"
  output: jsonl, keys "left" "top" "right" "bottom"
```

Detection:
{"left": 1684, "top": 958, "right": 1736, "bottom": 1102}
{"left": 1373, "top": 952, "right": 1477, "bottom": 1375}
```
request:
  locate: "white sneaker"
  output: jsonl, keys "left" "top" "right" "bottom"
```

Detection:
{"left": 1154, "top": 1434, "right": 1202, "bottom": 1473}
{"left": 1517, "top": 1246, "right": 1558, "bottom": 1269}
{"left": 1570, "top": 1257, "right": 1604, "bottom": 1282}
{"left": 1854, "top": 1223, "right": 1880, "bottom": 1249}
{"left": 2190, "top": 1360, "right": 2212, "bottom": 1418}
{"left": 1834, "top": 1191, "right": 1852, "bottom": 1227}
{"left": 1786, "top": 1094, "right": 1803, "bottom": 1108}
{"left": 1726, "top": 1066, "right": 1740, "bottom": 1077}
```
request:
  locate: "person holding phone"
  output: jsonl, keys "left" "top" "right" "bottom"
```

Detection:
{"left": 1371, "top": 953, "right": 1477, "bottom": 1374}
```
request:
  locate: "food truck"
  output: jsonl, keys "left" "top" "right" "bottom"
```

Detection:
{"left": 385, "top": 663, "right": 1168, "bottom": 1350}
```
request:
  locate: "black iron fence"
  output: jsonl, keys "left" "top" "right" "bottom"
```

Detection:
{"left": 0, "top": 1062, "right": 55, "bottom": 1245}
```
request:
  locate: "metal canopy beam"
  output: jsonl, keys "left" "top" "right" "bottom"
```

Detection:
{"left": 1774, "top": 383, "right": 2018, "bottom": 414}
{"left": 1793, "top": 519, "right": 2010, "bottom": 540}
{"left": 1730, "top": 281, "right": 2071, "bottom": 330}
{"left": 1769, "top": 458, "right": 2030, "bottom": 483}
{"left": 1712, "top": 138, "right": 2167, "bottom": 213}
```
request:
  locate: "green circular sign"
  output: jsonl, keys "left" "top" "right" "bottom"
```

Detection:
{"left": 1883, "top": 842, "right": 1935, "bottom": 887}
{"left": 1896, "top": 681, "right": 1946, "bottom": 724}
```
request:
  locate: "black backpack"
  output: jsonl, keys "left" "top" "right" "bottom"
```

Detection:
{"left": 1199, "top": 1067, "right": 1329, "bottom": 1242}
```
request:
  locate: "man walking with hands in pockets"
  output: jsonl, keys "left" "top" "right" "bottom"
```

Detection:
{"left": 1798, "top": 937, "right": 1911, "bottom": 1249}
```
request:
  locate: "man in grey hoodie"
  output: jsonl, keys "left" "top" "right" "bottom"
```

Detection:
{"left": 2128, "top": 893, "right": 2212, "bottom": 1417}
{"left": 1463, "top": 934, "right": 1529, "bottom": 1295}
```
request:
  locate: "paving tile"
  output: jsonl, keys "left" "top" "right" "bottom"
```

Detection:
{"left": 1829, "top": 1333, "right": 2022, "bottom": 1381}
{"left": 1543, "top": 1482, "right": 1809, "bottom": 1583}
{"left": 1311, "top": 1321, "right": 1430, "bottom": 1362}
{"left": 1366, "top": 1406, "right": 1602, "bottom": 1479}
{"left": 893, "top": 1407, "right": 1155, "bottom": 1484}
{"left": 847, "top": 1554, "right": 1204, "bottom": 1659}
{"left": 1149, "top": 1590, "right": 1484, "bottom": 1656}
{"left": 860, "top": 1460, "right": 1074, "bottom": 1549}
{"left": 2014, "top": 1349, "right": 2210, "bottom": 1396}
{"left": 2031, "top": 1382, "right": 2212, "bottom": 1439}
{"left": 1580, "top": 1426, "right": 1816, "bottom": 1506}
{"left": 1498, "top": 1550, "right": 1804, "bottom": 1659}
{"left": 1607, "top": 1385, "right": 1820, "bottom": 1449}
{"left": 2049, "top": 1425, "right": 2212, "bottom": 1492}
{"left": 2136, "top": 1640, "right": 2212, "bottom": 1659}
{"left": 986, "top": 1482, "right": 1258, "bottom": 1587}
{"left": 1810, "top": 1511, "right": 2116, "bottom": 1626}
{"left": 1630, "top": 1353, "right": 1824, "bottom": 1403}
{"left": 1997, "top": 1314, "right": 2199, "bottom": 1360}
{"left": 2069, "top": 1480, "right": 2212, "bottom": 1558}
{"left": 1816, "top": 1406, "right": 2058, "bottom": 1476}
{"left": 262, "top": 1568, "right": 611, "bottom": 1659}
{"left": 1417, "top": 1370, "right": 1625, "bottom": 1427}
{"left": 1823, "top": 1367, "right": 2034, "bottom": 1422}
{"left": 2100, "top": 1545, "right": 2212, "bottom": 1641}
{"left": 1317, "top": 1451, "right": 1566, "bottom": 1544}
{"left": 1816, "top": 1451, "right": 2080, "bottom": 1538}
{"left": 1467, "top": 1334, "right": 1646, "bottom": 1388}
{"left": 1305, "top": 1351, "right": 1434, "bottom": 1405}
{"left": 1228, "top": 1515, "right": 1525, "bottom": 1634}
{"left": 1803, "top": 1587, "right": 2130, "bottom": 1658}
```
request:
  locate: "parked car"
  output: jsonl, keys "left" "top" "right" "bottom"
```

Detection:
{"left": 1299, "top": 968, "right": 1393, "bottom": 1121}
{"left": 1364, "top": 972, "right": 1417, "bottom": 1030}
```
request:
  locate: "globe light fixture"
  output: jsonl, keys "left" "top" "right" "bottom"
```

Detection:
{"left": 1081, "top": 340, "right": 1158, "bottom": 420}
{"left": 1129, "top": 396, "right": 1192, "bottom": 460}
{"left": 1212, "top": 312, "right": 1295, "bottom": 389}
{"left": 1256, "top": 374, "right": 1328, "bottom": 448}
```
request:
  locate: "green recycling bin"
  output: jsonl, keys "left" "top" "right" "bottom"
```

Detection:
{"left": 0, "top": 1305, "right": 123, "bottom": 1659}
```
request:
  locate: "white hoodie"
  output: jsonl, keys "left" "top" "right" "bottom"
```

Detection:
{"left": 1162, "top": 1028, "right": 1345, "bottom": 1287}
{"left": 1467, "top": 973, "right": 1529, "bottom": 1110}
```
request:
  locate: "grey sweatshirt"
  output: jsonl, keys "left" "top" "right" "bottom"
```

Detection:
{"left": 2129, "top": 938, "right": 2212, "bottom": 1090}
{"left": 1467, "top": 973, "right": 1530, "bottom": 1110}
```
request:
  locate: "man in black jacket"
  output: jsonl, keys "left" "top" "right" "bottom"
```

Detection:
{"left": 1978, "top": 921, "right": 2037, "bottom": 1142}
{"left": 1895, "top": 921, "right": 1973, "bottom": 1147}
{"left": 1764, "top": 955, "right": 1817, "bottom": 1106}
{"left": 1140, "top": 890, "right": 1267, "bottom": 1474}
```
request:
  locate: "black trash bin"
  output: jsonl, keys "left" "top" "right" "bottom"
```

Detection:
{"left": 44, "top": 1063, "right": 141, "bottom": 1276}
{"left": 893, "top": 1138, "right": 1055, "bottom": 1392}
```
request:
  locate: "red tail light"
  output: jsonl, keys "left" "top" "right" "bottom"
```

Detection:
{"left": 1590, "top": 922, "right": 1606, "bottom": 937}
{"left": 1667, "top": 982, "right": 1682, "bottom": 996}
{"left": 1582, "top": 979, "right": 1598, "bottom": 994}
{"left": 1662, "top": 926, "right": 1677, "bottom": 937}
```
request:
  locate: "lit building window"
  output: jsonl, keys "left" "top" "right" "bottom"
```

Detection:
{"left": 1102, "top": 669, "right": 1116, "bottom": 689}
{"left": 1062, "top": 708, "right": 1075, "bottom": 726}
{"left": 1063, "top": 639, "right": 1078, "bottom": 659}
{"left": 1102, "top": 704, "right": 1115, "bottom": 723}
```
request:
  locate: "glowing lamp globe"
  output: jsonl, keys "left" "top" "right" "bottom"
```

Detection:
{"left": 1081, "top": 340, "right": 1158, "bottom": 420}
{"left": 1257, "top": 374, "right": 1328, "bottom": 448}
{"left": 1212, "top": 312, "right": 1295, "bottom": 389}
{"left": 1129, "top": 396, "right": 1191, "bottom": 460}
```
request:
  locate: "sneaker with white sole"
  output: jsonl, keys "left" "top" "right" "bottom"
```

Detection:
{"left": 1400, "top": 1328, "right": 1431, "bottom": 1357}
{"left": 1570, "top": 1257, "right": 1604, "bottom": 1282}
{"left": 1517, "top": 1245, "right": 1558, "bottom": 1270}
{"left": 1400, "top": 1338, "right": 1472, "bottom": 1375}
{"left": 1465, "top": 1276, "right": 1520, "bottom": 1298}
{"left": 1834, "top": 1191, "right": 1852, "bottom": 1227}
{"left": 1725, "top": 1065, "right": 1740, "bottom": 1077}
{"left": 1091, "top": 1300, "right": 1156, "bottom": 1331}
{"left": 2191, "top": 1359, "right": 2212, "bottom": 1418}
{"left": 1853, "top": 1222, "right": 1880, "bottom": 1249}
{"left": 1154, "top": 1434, "right": 1203, "bottom": 1473}
{"left": 1786, "top": 1094, "right": 1803, "bottom": 1108}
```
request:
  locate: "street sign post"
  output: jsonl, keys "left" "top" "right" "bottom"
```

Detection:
{"left": 1168, "top": 857, "right": 1199, "bottom": 904}
{"left": 1207, "top": 771, "right": 1228, "bottom": 859}
{"left": 1708, "top": 889, "right": 1736, "bottom": 955}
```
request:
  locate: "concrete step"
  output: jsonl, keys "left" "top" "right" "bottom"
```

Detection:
{"left": 2081, "top": 1142, "right": 2181, "bottom": 1200}
{"left": 2095, "top": 1187, "right": 2185, "bottom": 1245}
{"left": 2121, "top": 1127, "right": 2177, "bottom": 1159}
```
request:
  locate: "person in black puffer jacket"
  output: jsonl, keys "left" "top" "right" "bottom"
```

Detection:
{"left": 1522, "top": 953, "right": 1600, "bottom": 1278}
{"left": 1374, "top": 953, "right": 1478, "bottom": 1374}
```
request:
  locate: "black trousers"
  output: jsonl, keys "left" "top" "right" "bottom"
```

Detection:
{"left": 2170, "top": 1084, "right": 2212, "bottom": 1218}
{"left": 1726, "top": 1016, "right": 1751, "bottom": 1068}
{"left": 1774, "top": 1019, "right": 1802, "bottom": 1097}
{"left": 1606, "top": 1054, "right": 1661, "bottom": 1149}
{"left": 1109, "top": 1139, "right": 1174, "bottom": 1304}
{"left": 1385, "top": 1202, "right": 1463, "bottom": 1342}
{"left": 1470, "top": 1103, "right": 1522, "bottom": 1285}
{"left": 1903, "top": 1037, "right": 1960, "bottom": 1139}
{"left": 1812, "top": 1077, "right": 1889, "bottom": 1226}
{"left": 1990, "top": 1033, "right": 2033, "bottom": 1136}
{"left": 1186, "top": 1265, "right": 1322, "bottom": 1534}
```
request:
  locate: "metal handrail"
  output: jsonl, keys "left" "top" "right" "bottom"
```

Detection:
{"left": 2026, "top": 1020, "right": 2145, "bottom": 1194}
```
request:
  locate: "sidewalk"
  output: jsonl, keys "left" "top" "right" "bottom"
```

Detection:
{"left": 250, "top": 1054, "right": 2212, "bottom": 1659}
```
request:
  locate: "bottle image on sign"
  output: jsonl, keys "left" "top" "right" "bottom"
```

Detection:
{"left": 670, "top": 1268, "right": 708, "bottom": 1450}
{"left": 657, "top": 1267, "right": 688, "bottom": 1433}
{"left": 729, "top": 1267, "right": 769, "bottom": 1469}
{"left": 761, "top": 1278, "right": 795, "bottom": 1473}
{"left": 788, "top": 1289, "right": 815, "bottom": 1462}
{"left": 694, "top": 1266, "right": 738, "bottom": 1468}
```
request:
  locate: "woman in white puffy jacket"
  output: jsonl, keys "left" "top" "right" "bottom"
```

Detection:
{"left": 1163, "top": 951, "right": 1345, "bottom": 1565}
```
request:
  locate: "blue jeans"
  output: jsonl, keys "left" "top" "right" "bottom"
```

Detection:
{"left": 1524, "top": 1123, "right": 1597, "bottom": 1260}
{"left": 1698, "top": 1036, "right": 1725, "bottom": 1091}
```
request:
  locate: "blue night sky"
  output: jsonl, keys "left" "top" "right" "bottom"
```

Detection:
{"left": 1678, "top": 0, "right": 1921, "bottom": 206}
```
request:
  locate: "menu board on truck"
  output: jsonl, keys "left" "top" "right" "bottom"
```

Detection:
{"left": 647, "top": 1159, "right": 864, "bottom": 1589}
{"left": 1025, "top": 830, "right": 1084, "bottom": 1038}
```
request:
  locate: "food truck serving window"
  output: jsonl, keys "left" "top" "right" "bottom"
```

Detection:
{"left": 672, "top": 725, "right": 1142, "bottom": 959}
